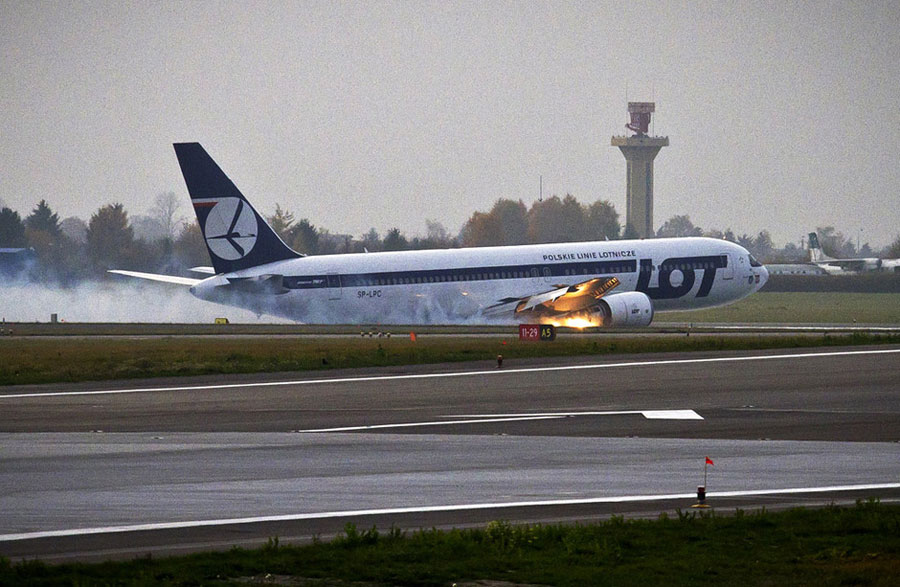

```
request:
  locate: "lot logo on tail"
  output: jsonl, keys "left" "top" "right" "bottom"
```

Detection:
{"left": 200, "top": 197, "right": 258, "bottom": 260}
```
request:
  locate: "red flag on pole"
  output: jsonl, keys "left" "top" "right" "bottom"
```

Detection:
{"left": 705, "top": 457, "right": 714, "bottom": 466}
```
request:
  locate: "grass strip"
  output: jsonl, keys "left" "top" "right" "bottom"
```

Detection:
{"left": 3, "top": 500, "right": 899, "bottom": 586}
{"left": 2, "top": 332, "right": 900, "bottom": 386}
{"left": 661, "top": 291, "right": 900, "bottom": 324}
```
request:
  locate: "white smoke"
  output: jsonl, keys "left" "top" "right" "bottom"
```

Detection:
{"left": 1, "top": 279, "right": 511, "bottom": 325}
{"left": 0, "top": 280, "right": 290, "bottom": 323}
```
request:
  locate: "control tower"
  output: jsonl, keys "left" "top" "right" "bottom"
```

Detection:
{"left": 611, "top": 102, "right": 668, "bottom": 239}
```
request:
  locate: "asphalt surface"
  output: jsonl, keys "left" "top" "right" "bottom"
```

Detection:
{"left": 1, "top": 344, "right": 899, "bottom": 561}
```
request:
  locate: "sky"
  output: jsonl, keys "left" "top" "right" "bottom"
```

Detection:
{"left": 2, "top": 1, "right": 899, "bottom": 249}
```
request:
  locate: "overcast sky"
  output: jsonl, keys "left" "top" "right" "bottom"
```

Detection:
{"left": 2, "top": 1, "right": 898, "bottom": 249}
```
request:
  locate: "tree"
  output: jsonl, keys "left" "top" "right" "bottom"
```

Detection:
{"left": 779, "top": 241, "right": 805, "bottom": 263}
{"left": 737, "top": 233, "right": 755, "bottom": 251}
{"left": 60, "top": 216, "right": 88, "bottom": 243}
{"left": 131, "top": 215, "right": 166, "bottom": 242}
{"left": 289, "top": 218, "right": 319, "bottom": 254}
{"left": 174, "top": 221, "right": 209, "bottom": 268}
{"left": 656, "top": 215, "right": 702, "bottom": 238}
{"left": 491, "top": 199, "right": 529, "bottom": 245}
{"left": 461, "top": 199, "right": 528, "bottom": 247}
{"left": 425, "top": 219, "right": 450, "bottom": 243}
{"left": 527, "top": 195, "right": 585, "bottom": 243}
{"left": 887, "top": 235, "right": 900, "bottom": 258}
{"left": 412, "top": 219, "right": 456, "bottom": 249}
{"left": 23, "top": 200, "right": 67, "bottom": 281}
{"left": 585, "top": 200, "right": 620, "bottom": 240}
{"left": 267, "top": 204, "right": 294, "bottom": 240}
{"left": 0, "top": 208, "right": 27, "bottom": 247}
{"left": 86, "top": 203, "right": 136, "bottom": 271}
{"left": 753, "top": 230, "right": 775, "bottom": 260}
{"left": 461, "top": 210, "right": 503, "bottom": 247}
{"left": 383, "top": 227, "right": 408, "bottom": 251}
{"left": 360, "top": 228, "right": 382, "bottom": 252}
{"left": 25, "top": 200, "right": 61, "bottom": 237}
{"left": 149, "top": 192, "right": 182, "bottom": 241}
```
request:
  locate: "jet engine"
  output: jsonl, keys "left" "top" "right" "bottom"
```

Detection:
{"left": 558, "top": 291, "right": 654, "bottom": 328}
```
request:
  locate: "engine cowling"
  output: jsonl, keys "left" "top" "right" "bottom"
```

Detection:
{"left": 595, "top": 291, "right": 654, "bottom": 328}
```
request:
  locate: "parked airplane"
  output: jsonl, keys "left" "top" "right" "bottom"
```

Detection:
{"left": 111, "top": 143, "right": 769, "bottom": 327}
{"left": 808, "top": 232, "right": 900, "bottom": 274}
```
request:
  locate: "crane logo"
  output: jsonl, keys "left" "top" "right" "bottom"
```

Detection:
{"left": 202, "top": 197, "right": 258, "bottom": 260}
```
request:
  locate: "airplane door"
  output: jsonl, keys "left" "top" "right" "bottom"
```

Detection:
{"left": 723, "top": 254, "right": 734, "bottom": 280}
{"left": 542, "top": 266, "right": 553, "bottom": 284}
{"left": 326, "top": 272, "right": 342, "bottom": 300}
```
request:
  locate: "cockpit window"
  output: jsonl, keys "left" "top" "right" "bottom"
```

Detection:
{"left": 748, "top": 255, "right": 762, "bottom": 268}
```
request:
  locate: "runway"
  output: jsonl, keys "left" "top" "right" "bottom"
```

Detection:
{"left": 1, "top": 345, "right": 898, "bottom": 561}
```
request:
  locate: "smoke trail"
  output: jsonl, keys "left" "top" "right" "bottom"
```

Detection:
{"left": 0, "top": 280, "right": 286, "bottom": 323}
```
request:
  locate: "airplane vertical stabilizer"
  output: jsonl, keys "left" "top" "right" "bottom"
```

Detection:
{"left": 173, "top": 143, "right": 301, "bottom": 274}
{"left": 807, "top": 232, "right": 834, "bottom": 263}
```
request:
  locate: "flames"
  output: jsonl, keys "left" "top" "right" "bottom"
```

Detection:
{"left": 556, "top": 317, "right": 595, "bottom": 329}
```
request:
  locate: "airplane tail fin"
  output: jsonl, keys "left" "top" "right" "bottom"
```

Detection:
{"left": 808, "top": 232, "right": 833, "bottom": 263}
{"left": 173, "top": 143, "right": 301, "bottom": 274}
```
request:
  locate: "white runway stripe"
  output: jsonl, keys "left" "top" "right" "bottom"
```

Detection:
{"left": 444, "top": 410, "right": 704, "bottom": 420}
{"left": 295, "top": 415, "right": 565, "bottom": 433}
{"left": 2, "top": 347, "right": 898, "bottom": 400}
{"left": 1, "top": 482, "right": 897, "bottom": 542}
{"left": 293, "top": 410, "right": 703, "bottom": 432}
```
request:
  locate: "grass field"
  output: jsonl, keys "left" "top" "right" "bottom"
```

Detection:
{"left": 3, "top": 501, "right": 898, "bottom": 586}
{"left": 2, "top": 331, "right": 898, "bottom": 386}
{"left": 2, "top": 291, "right": 898, "bottom": 386}
{"left": 660, "top": 291, "right": 900, "bottom": 324}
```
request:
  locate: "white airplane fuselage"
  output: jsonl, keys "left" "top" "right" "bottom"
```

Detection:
{"left": 112, "top": 144, "right": 770, "bottom": 327}
{"left": 190, "top": 237, "right": 768, "bottom": 325}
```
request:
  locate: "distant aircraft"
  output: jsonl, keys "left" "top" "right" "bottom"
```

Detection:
{"left": 765, "top": 263, "right": 828, "bottom": 276}
{"left": 808, "top": 232, "right": 900, "bottom": 274}
{"left": 111, "top": 143, "right": 769, "bottom": 326}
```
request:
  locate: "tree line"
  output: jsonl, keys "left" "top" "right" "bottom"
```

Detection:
{"left": 1, "top": 193, "right": 898, "bottom": 286}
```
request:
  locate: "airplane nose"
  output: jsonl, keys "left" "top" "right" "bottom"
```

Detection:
{"left": 759, "top": 265, "right": 769, "bottom": 288}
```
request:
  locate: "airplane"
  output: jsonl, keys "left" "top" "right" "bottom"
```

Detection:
{"left": 808, "top": 232, "right": 900, "bottom": 274}
{"left": 110, "top": 143, "right": 769, "bottom": 327}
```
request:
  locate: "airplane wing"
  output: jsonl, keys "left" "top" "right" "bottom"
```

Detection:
{"left": 485, "top": 276, "right": 621, "bottom": 317}
{"left": 108, "top": 270, "right": 202, "bottom": 286}
{"left": 189, "top": 266, "right": 216, "bottom": 274}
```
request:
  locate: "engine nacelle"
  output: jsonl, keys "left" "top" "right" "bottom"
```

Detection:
{"left": 595, "top": 291, "right": 654, "bottom": 328}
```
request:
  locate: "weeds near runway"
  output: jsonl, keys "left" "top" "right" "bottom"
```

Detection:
{"left": 1, "top": 331, "right": 899, "bottom": 386}
{"left": 2, "top": 500, "right": 900, "bottom": 586}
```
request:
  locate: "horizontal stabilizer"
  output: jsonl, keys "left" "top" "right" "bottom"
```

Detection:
{"left": 108, "top": 270, "right": 201, "bottom": 286}
{"left": 189, "top": 266, "right": 216, "bottom": 274}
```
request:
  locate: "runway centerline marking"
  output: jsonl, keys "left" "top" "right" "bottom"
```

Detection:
{"left": 1, "top": 483, "right": 897, "bottom": 542}
{"left": 293, "top": 409, "right": 703, "bottom": 432}
{"left": 2, "top": 347, "right": 898, "bottom": 400}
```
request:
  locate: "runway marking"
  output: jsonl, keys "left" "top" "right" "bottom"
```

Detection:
{"left": 295, "top": 415, "right": 565, "bottom": 433}
{"left": 293, "top": 410, "right": 703, "bottom": 432}
{"left": 2, "top": 347, "right": 898, "bottom": 400}
{"left": 445, "top": 410, "right": 704, "bottom": 420}
{"left": 2, "top": 482, "right": 898, "bottom": 542}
